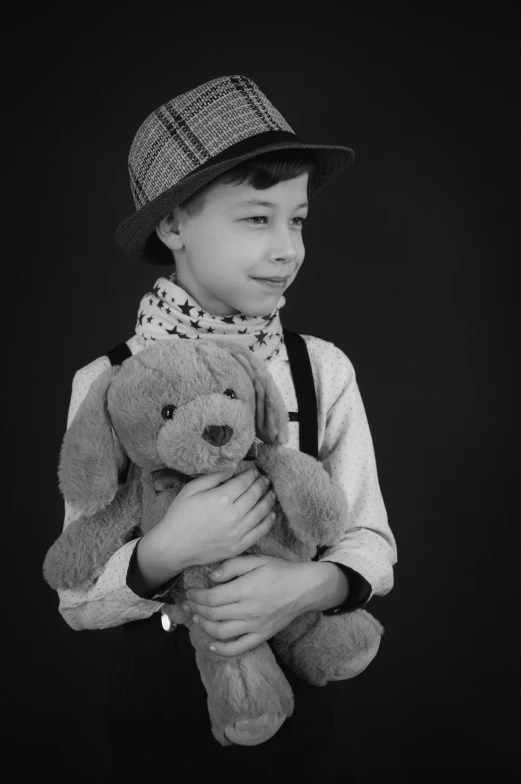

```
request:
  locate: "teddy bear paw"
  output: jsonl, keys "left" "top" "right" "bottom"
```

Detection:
{"left": 330, "top": 634, "right": 382, "bottom": 680}
{"left": 224, "top": 711, "right": 287, "bottom": 746}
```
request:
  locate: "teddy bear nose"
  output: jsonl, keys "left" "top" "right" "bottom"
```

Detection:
{"left": 202, "top": 424, "right": 234, "bottom": 447}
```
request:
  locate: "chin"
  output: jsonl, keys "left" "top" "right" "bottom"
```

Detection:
{"left": 230, "top": 288, "right": 284, "bottom": 318}
{"left": 242, "top": 302, "right": 277, "bottom": 318}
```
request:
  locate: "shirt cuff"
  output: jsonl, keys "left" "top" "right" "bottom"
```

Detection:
{"left": 126, "top": 537, "right": 183, "bottom": 601}
{"left": 321, "top": 562, "right": 372, "bottom": 615}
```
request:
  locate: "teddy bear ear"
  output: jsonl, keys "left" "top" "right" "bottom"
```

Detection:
{"left": 58, "top": 365, "right": 121, "bottom": 515}
{"left": 209, "top": 340, "right": 289, "bottom": 445}
{"left": 251, "top": 359, "right": 290, "bottom": 445}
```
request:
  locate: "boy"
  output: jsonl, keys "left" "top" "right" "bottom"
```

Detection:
{"left": 53, "top": 75, "right": 397, "bottom": 775}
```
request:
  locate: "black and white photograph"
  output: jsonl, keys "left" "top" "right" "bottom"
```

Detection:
{"left": 5, "top": 7, "right": 517, "bottom": 782}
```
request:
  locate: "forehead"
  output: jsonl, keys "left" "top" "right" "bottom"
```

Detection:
{"left": 115, "top": 342, "right": 252, "bottom": 401}
{"left": 207, "top": 173, "right": 309, "bottom": 211}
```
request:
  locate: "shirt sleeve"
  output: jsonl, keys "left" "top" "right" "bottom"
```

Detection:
{"left": 55, "top": 356, "right": 167, "bottom": 630}
{"left": 309, "top": 339, "right": 398, "bottom": 611}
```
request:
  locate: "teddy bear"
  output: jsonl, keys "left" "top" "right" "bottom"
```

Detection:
{"left": 43, "top": 339, "right": 384, "bottom": 747}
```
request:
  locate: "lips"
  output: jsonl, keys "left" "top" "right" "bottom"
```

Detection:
{"left": 252, "top": 276, "right": 290, "bottom": 282}
{"left": 252, "top": 277, "right": 289, "bottom": 290}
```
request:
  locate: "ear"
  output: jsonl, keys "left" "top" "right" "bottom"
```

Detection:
{"left": 155, "top": 210, "right": 184, "bottom": 251}
{"left": 210, "top": 340, "right": 289, "bottom": 445}
{"left": 58, "top": 365, "right": 121, "bottom": 515}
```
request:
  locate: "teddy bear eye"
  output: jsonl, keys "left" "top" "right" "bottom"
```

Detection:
{"left": 161, "top": 405, "right": 176, "bottom": 420}
{"left": 223, "top": 389, "right": 236, "bottom": 399}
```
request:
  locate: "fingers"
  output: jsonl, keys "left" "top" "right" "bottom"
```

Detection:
{"left": 248, "top": 485, "right": 277, "bottom": 523}
{"left": 233, "top": 473, "right": 272, "bottom": 515}
{"left": 209, "top": 632, "right": 263, "bottom": 657}
{"left": 188, "top": 612, "right": 264, "bottom": 656}
{"left": 183, "top": 467, "right": 237, "bottom": 495}
{"left": 192, "top": 616, "right": 248, "bottom": 641}
{"left": 240, "top": 505, "right": 277, "bottom": 550}
{"left": 214, "top": 466, "right": 263, "bottom": 504}
{"left": 184, "top": 601, "right": 244, "bottom": 623}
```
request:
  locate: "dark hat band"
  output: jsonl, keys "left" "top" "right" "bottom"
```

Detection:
{"left": 180, "top": 130, "right": 303, "bottom": 181}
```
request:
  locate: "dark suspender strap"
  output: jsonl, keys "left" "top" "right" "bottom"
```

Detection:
{"left": 106, "top": 342, "right": 132, "bottom": 366}
{"left": 283, "top": 329, "right": 319, "bottom": 459}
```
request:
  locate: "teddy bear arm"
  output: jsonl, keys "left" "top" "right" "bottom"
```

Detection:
{"left": 256, "top": 444, "right": 348, "bottom": 546}
{"left": 43, "top": 480, "right": 143, "bottom": 590}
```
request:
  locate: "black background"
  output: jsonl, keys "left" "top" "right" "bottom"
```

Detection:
{"left": 5, "top": 7, "right": 518, "bottom": 781}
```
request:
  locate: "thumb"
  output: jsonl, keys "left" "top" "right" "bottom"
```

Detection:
{"left": 210, "top": 554, "right": 265, "bottom": 582}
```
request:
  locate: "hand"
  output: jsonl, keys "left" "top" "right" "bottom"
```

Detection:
{"left": 145, "top": 466, "right": 277, "bottom": 573}
{"left": 183, "top": 555, "right": 312, "bottom": 656}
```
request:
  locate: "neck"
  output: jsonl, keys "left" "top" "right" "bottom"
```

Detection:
{"left": 173, "top": 269, "right": 238, "bottom": 317}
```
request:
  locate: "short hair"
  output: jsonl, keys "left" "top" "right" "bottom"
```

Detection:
{"left": 145, "top": 148, "right": 318, "bottom": 265}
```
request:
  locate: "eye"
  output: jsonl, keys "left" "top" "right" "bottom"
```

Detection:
{"left": 245, "top": 216, "right": 268, "bottom": 225}
{"left": 161, "top": 405, "right": 176, "bottom": 419}
{"left": 244, "top": 216, "right": 306, "bottom": 227}
{"left": 223, "top": 389, "right": 236, "bottom": 399}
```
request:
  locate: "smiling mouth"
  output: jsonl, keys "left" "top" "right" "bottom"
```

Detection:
{"left": 252, "top": 277, "right": 289, "bottom": 283}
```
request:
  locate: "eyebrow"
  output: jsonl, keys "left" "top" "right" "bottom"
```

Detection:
{"left": 233, "top": 199, "right": 309, "bottom": 209}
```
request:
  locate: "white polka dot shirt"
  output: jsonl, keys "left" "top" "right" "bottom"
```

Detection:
{"left": 56, "top": 333, "right": 397, "bottom": 630}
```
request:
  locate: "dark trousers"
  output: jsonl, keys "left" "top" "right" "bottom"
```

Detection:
{"left": 105, "top": 612, "right": 352, "bottom": 782}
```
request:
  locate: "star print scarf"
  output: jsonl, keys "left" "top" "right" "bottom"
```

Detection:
{"left": 135, "top": 272, "right": 285, "bottom": 362}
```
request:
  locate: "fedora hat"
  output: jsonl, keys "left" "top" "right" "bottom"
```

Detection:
{"left": 114, "top": 74, "right": 355, "bottom": 263}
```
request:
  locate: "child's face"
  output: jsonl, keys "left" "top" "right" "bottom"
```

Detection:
{"left": 158, "top": 173, "right": 309, "bottom": 317}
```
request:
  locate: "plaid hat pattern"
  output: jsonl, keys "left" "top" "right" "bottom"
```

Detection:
{"left": 115, "top": 74, "right": 355, "bottom": 263}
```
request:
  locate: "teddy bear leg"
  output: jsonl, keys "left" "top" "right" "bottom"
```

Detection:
{"left": 187, "top": 623, "right": 294, "bottom": 747}
{"left": 272, "top": 609, "right": 385, "bottom": 686}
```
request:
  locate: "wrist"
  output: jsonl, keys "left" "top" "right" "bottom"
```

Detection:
{"left": 298, "top": 561, "right": 350, "bottom": 614}
{"left": 135, "top": 529, "right": 187, "bottom": 593}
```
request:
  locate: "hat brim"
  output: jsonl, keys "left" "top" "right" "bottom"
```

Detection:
{"left": 114, "top": 141, "right": 355, "bottom": 263}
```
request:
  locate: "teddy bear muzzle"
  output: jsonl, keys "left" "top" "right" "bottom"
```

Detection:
{"left": 202, "top": 424, "right": 233, "bottom": 447}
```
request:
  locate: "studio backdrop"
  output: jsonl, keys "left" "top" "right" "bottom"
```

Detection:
{"left": 5, "top": 8, "right": 516, "bottom": 779}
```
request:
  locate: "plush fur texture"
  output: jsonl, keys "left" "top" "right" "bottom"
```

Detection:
{"left": 43, "top": 339, "right": 384, "bottom": 747}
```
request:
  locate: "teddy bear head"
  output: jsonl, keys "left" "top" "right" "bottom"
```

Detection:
{"left": 59, "top": 339, "right": 289, "bottom": 515}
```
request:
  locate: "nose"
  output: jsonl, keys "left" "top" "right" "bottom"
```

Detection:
{"left": 269, "top": 227, "right": 300, "bottom": 265}
{"left": 202, "top": 424, "right": 234, "bottom": 447}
